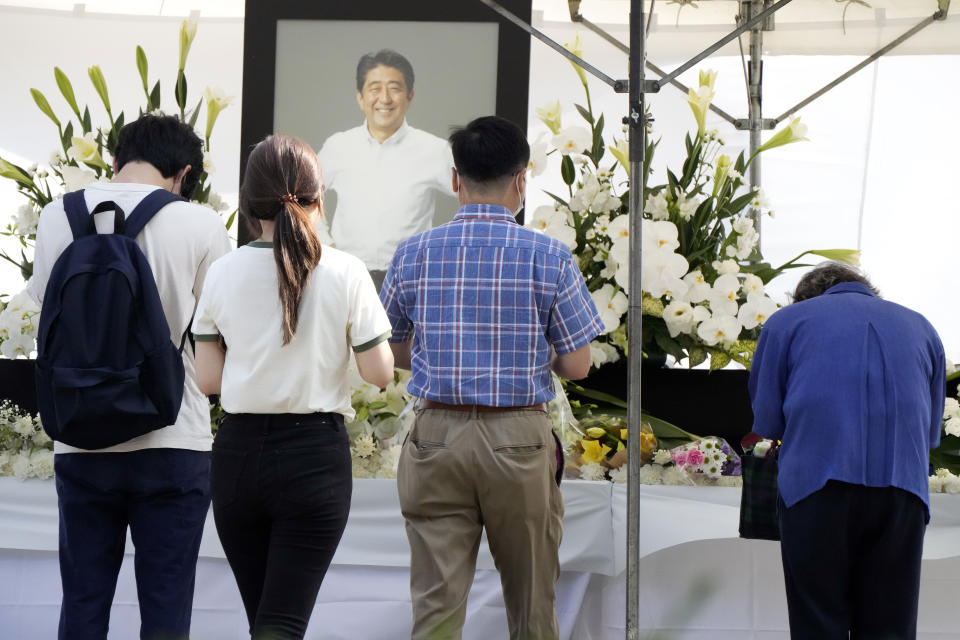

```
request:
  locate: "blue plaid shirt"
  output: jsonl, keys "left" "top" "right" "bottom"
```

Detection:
{"left": 380, "top": 204, "right": 604, "bottom": 406}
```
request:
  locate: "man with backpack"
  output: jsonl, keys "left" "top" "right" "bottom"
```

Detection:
{"left": 27, "top": 114, "right": 231, "bottom": 640}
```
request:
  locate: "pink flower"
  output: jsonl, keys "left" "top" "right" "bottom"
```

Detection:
{"left": 686, "top": 449, "right": 705, "bottom": 467}
{"left": 672, "top": 451, "right": 688, "bottom": 466}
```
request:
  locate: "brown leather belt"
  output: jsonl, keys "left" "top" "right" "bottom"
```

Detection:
{"left": 419, "top": 399, "right": 546, "bottom": 412}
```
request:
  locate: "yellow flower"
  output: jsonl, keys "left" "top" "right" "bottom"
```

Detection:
{"left": 609, "top": 138, "right": 629, "bottom": 174}
{"left": 203, "top": 86, "right": 235, "bottom": 144}
{"left": 178, "top": 19, "right": 198, "bottom": 71}
{"left": 620, "top": 429, "right": 628, "bottom": 440}
{"left": 581, "top": 438, "right": 611, "bottom": 464}
{"left": 757, "top": 116, "right": 809, "bottom": 154}
{"left": 67, "top": 132, "right": 109, "bottom": 169}
{"left": 586, "top": 427, "right": 606, "bottom": 439}
{"left": 536, "top": 99, "right": 563, "bottom": 135}
{"left": 713, "top": 154, "right": 732, "bottom": 196}
{"left": 687, "top": 85, "right": 714, "bottom": 135}
{"left": 699, "top": 69, "right": 718, "bottom": 91}
{"left": 564, "top": 34, "right": 588, "bottom": 85}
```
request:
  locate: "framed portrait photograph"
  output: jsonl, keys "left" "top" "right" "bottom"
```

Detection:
{"left": 241, "top": 1, "right": 532, "bottom": 254}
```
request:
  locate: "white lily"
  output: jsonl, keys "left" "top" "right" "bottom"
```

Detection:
{"left": 552, "top": 126, "right": 591, "bottom": 156}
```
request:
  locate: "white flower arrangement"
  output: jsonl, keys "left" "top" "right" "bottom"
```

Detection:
{"left": 0, "top": 401, "right": 53, "bottom": 480}
{"left": 527, "top": 44, "right": 859, "bottom": 371}
{"left": 0, "top": 19, "right": 236, "bottom": 303}
{"left": 0, "top": 290, "right": 39, "bottom": 358}
{"left": 345, "top": 368, "right": 416, "bottom": 479}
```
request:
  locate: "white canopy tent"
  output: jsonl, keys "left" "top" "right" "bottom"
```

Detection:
{"left": 0, "top": 0, "right": 957, "bottom": 362}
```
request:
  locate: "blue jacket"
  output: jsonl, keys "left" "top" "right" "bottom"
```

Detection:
{"left": 749, "top": 282, "right": 945, "bottom": 515}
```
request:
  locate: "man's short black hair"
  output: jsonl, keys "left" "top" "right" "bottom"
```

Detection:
{"left": 449, "top": 116, "right": 530, "bottom": 186}
{"left": 356, "top": 49, "right": 415, "bottom": 94}
{"left": 793, "top": 261, "right": 880, "bottom": 302}
{"left": 114, "top": 113, "right": 204, "bottom": 199}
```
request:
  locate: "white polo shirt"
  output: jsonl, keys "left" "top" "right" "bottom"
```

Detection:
{"left": 318, "top": 120, "right": 453, "bottom": 270}
{"left": 28, "top": 182, "right": 233, "bottom": 454}
{"left": 192, "top": 242, "right": 391, "bottom": 418}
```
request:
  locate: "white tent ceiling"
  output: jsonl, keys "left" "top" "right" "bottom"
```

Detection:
{"left": 2, "top": 0, "right": 959, "bottom": 56}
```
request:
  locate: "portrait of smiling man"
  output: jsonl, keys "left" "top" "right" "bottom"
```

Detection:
{"left": 317, "top": 49, "right": 454, "bottom": 289}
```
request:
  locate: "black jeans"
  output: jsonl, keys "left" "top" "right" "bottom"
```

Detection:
{"left": 211, "top": 412, "right": 352, "bottom": 640}
{"left": 778, "top": 480, "right": 926, "bottom": 640}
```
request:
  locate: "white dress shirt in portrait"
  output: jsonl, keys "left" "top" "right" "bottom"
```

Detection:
{"left": 318, "top": 120, "right": 453, "bottom": 270}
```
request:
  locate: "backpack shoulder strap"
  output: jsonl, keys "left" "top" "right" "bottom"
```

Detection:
{"left": 122, "top": 189, "right": 186, "bottom": 239}
{"left": 62, "top": 190, "right": 91, "bottom": 240}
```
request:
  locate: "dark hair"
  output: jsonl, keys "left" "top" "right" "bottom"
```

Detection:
{"left": 356, "top": 49, "right": 415, "bottom": 94}
{"left": 114, "top": 113, "right": 204, "bottom": 198}
{"left": 449, "top": 116, "right": 530, "bottom": 187}
{"left": 239, "top": 134, "right": 323, "bottom": 345}
{"left": 792, "top": 262, "right": 880, "bottom": 303}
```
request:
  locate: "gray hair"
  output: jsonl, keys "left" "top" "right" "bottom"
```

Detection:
{"left": 792, "top": 262, "right": 880, "bottom": 302}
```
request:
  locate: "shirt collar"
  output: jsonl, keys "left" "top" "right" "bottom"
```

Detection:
{"left": 362, "top": 119, "right": 409, "bottom": 146}
{"left": 452, "top": 204, "right": 518, "bottom": 223}
{"left": 824, "top": 281, "right": 875, "bottom": 297}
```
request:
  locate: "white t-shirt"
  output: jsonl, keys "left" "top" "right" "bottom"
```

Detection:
{"left": 28, "top": 182, "right": 233, "bottom": 454}
{"left": 191, "top": 242, "right": 391, "bottom": 418}
{"left": 318, "top": 120, "right": 453, "bottom": 270}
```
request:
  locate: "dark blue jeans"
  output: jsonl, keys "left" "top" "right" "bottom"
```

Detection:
{"left": 211, "top": 412, "right": 352, "bottom": 640}
{"left": 55, "top": 448, "right": 211, "bottom": 640}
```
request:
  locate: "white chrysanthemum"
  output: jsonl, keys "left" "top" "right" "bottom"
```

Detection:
{"left": 12, "top": 415, "right": 34, "bottom": 437}
{"left": 637, "top": 464, "right": 663, "bottom": 485}
{"left": 377, "top": 445, "right": 402, "bottom": 479}
{"left": 653, "top": 449, "right": 673, "bottom": 465}
{"left": 351, "top": 433, "right": 377, "bottom": 459}
{"left": 675, "top": 193, "right": 699, "bottom": 221}
{"left": 578, "top": 461, "right": 608, "bottom": 481}
{"left": 661, "top": 466, "right": 692, "bottom": 486}
{"left": 644, "top": 191, "right": 670, "bottom": 220}
{"left": 712, "top": 259, "right": 740, "bottom": 275}
{"left": 29, "top": 449, "right": 54, "bottom": 480}
{"left": 930, "top": 474, "right": 946, "bottom": 493}
{"left": 609, "top": 466, "right": 628, "bottom": 484}
{"left": 945, "top": 474, "right": 960, "bottom": 494}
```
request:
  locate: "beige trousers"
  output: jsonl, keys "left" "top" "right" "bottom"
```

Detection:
{"left": 397, "top": 406, "right": 564, "bottom": 640}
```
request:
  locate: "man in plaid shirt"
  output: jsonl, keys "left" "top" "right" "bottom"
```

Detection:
{"left": 380, "top": 116, "right": 604, "bottom": 640}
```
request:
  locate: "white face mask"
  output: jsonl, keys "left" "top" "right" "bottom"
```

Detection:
{"left": 513, "top": 173, "right": 525, "bottom": 217}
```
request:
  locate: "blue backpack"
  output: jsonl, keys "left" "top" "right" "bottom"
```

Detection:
{"left": 36, "top": 188, "right": 188, "bottom": 449}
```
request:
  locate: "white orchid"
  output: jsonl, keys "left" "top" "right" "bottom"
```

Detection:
{"left": 708, "top": 273, "right": 741, "bottom": 316}
{"left": 527, "top": 139, "right": 549, "bottom": 177}
{"left": 552, "top": 126, "right": 592, "bottom": 156}
{"left": 642, "top": 250, "right": 689, "bottom": 300}
{"left": 589, "top": 340, "right": 620, "bottom": 368}
{"left": 712, "top": 259, "right": 740, "bottom": 275}
{"left": 641, "top": 219, "right": 678, "bottom": 253}
{"left": 662, "top": 300, "right": 696, "bottom": 338}
{"left": 741, "top": 273, "right": 765, "bottom": 299}
{"left": 591, "top": 283, "right": 628, "bottom": 335}
{"left": 675, "top": 193, "right": 699, "bottom": 221}
{"left": 528, "top": 205, "right": 576, "bottom": 249}
{"left": 682, "top": 270, "right": 711, "bottom": 303}
{"left": 696, "top": 314, "right": 742, "bottom": 346}
{"left": 737, "top": 295, "right": 779, "bottom": 330}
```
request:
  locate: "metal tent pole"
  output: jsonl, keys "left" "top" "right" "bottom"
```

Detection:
{"left": 625, "top": 0, "right": 644, "bottom": 636}
{"left": 746, "top": 0, "right": 765, "bottom": 234}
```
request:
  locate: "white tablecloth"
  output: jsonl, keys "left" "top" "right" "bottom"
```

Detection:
{"left": 2, "top": 478, "right": 960, "bottom": 639}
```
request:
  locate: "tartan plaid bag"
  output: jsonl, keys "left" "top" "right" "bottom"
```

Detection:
{"left": 739, "top": 445, "right": 781, "bottom": 541}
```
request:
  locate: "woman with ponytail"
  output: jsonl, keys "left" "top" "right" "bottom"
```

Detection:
{"left": 192, "top": 134, "right": 393, "bottom": 639}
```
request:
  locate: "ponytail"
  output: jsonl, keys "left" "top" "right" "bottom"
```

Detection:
{"left": 239, "top": 134, "right": 326, "bottom": 345}
{"left": 273, "top": 197, "right": 322, "bottom": 345}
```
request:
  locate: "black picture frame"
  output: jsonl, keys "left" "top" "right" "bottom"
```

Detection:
{"left": 240, "top": 0, "right": 533, "bottom": 244}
